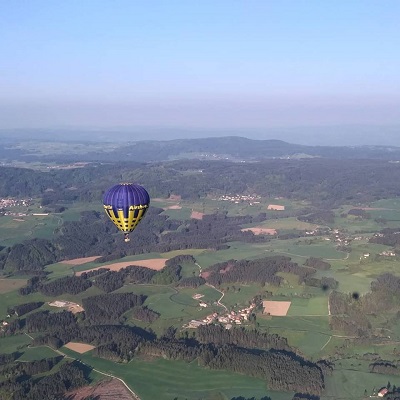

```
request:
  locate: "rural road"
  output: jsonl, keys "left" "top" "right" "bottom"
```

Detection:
{"left": 195, "top": 262, "right": 228, "bottom": 311}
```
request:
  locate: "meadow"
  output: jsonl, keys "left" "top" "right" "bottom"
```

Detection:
{"left": 0, "top": 214, "right": 60, "bottom": 247}
{"left": 322, "top": 367, "right": 399, "bottom": 400}
{"left": 0, "top": 334, "right": 32, "bottom": 354}
{"left": 61, "top": 348, "right": 291, "bottom": 400}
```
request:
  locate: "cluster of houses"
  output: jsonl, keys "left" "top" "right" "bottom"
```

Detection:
{"left": 332, "top": 229, "right": 352, "bottom": 246}
{"left": 0, "top": 197, "right": 50, "bottom": 217}
{"left": 215, "top": 193, "right": 261, "bottom": 205}
{"left": 184, "top": 296, "right": 256, "bottom": 330}
{"left": 0, "top": 197, "right": 34, "bottom": 217}
{"left": 0, "top": 197, "right": 33, "bottom": 208}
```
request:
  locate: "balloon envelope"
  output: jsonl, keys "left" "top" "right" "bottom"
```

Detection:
{"left": 103, "top": 183, "right": 150, "bottom": 237}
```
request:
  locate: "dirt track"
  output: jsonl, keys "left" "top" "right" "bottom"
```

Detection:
{"left": 76, "top": 258, "right": 168, "bottom": 276}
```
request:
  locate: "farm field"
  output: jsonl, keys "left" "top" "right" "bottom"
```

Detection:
{"left": 0, "top": 214, "right": 61, "bottom": 247}
{"left": 322, "top": 367, "right": 400, "bottom": 400}
{"left": 62, "top": 349, "right": 291, "bottom": 400}
{"left": 196, "top": 241, "right": 269, "bottom": 268}
{"left": 75, "top": 258, "right": 167, "bottom": 276}
{"left": 246, "top": 217, "right": 321, "bottom": 231}
{"left": 18, "top": 345, "right": 61, "bottom": 361}
{"left": 268, "top": 241, "right": 348, "bottom": 260}
{"left": 0, "top": 278, "right": 27, "bottom": 293}
{"left": 0, "top": 334, "right": 32, "bottom": 354}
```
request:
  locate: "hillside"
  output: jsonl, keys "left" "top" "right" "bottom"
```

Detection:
{"left": 2, "top": 135, "right": 400, "bottom": 163}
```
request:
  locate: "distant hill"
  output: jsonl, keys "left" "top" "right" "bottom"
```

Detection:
{"left": 2, "top": 135, "right": 400, "bottom": 163}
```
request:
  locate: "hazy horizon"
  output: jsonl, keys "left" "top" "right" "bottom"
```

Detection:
{"left": 1, "top": 1, "right": 399, "bottom": 138}
{"left": 1, "top": 124, "right": 400, "bottom": 147}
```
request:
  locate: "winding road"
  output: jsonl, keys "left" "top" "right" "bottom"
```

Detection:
{"left": 195, "top": 262, "right": 228, "bottom": 311}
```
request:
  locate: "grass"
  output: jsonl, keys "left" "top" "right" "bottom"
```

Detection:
{"left": 196, "top": 242, "right": 268, "bottom": 268}
{"left": 0, "top": 214, "right": 60, "bottom": 247}
{"left": 271, "top": 241, "right": 347, "bottom": 260}
{"left": 286, "top": 296, "right": 328, "bottom": 316}
{"left": 322, "top": 367, "right": 400, "bottom": 400}
{"left": 219, "top": 284, "right": 263, "bottom": 309}
{"left": 61, "top": 349, "right": 291, "bottom": 400}
{"left": 0, "top": 334, "right": 32, "bottom": 353}
{"left": 161, "top": 207, "right": 192, "bottom": 220}
{"left": 18, "top": 345, "right": 61, "bottom": 361}
{"left": 251, "top": 217, "right": 321, "bottom": 231}
{"left": 0, "top": 290, "right": 50, "bottom": 319}
{"left": 0, "top": 278, "right": 27, "bottom": 294}
{"left": 260, "top": 315, "right": 332, "bottom": 358}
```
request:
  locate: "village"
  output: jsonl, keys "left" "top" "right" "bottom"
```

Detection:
{"left": 215, "top": 193, "right": 262, "bottom": 205}
{"left": 0, "top": 196, "right": 49, "bottom": 217}
{"left": 0, "top": 197, "right": 33, "bottom": 209}
{"left": 183, "top": 293, "right": 256, "bottom": 330}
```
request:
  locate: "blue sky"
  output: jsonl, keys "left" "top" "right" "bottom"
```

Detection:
{"left": 0, "top": 0, "right": 399, "bottom": 135}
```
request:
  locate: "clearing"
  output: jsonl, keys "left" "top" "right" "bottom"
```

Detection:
{"left": 191, "top": 210, "right": 204, "bottom": 219}
{"left": 64, "top": 342, "right": 96, "bottom": 354}
{"left": 48, "top": 300, "right": 84, "bottom": 314}
{"left": 241, "top": 227, "right": 277, "bottom": 235}
{"left": 267, "top": 204, "right": 285, "bottom": 210}
{"left": 61, "top": 256, "right": 101, "bottom": 265}
{"left": 164, "top": 204, "right": 182, "bottom": 210}
{"left": 263, "top": 300, "right": 292, "bottom": 316}
{"left": 65, "top": 378, "right": 134, "bottom": 400}
{"left": 76, "top": 258, "right": 168, "bottom": 276}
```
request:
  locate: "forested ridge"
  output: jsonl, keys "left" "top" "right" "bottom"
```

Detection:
{"left": 0, "top": 208, "right": 273, "bottom": 273}
{"left": 3, "top": 136, "right": 400, "bottom": 163}
{"left": 2, "top": 157, "right": 400, "bottom": 207}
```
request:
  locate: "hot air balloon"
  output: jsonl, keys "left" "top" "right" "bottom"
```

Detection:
{"left": 103, "top": 183, "right": 150, "bottom": 242}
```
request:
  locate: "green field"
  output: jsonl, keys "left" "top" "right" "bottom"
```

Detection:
{"left": 0, "top": 334, "right": 32, "bottom": 353}
{"left": 0, "top": 278, "right": 28, "bottom": 294}
{"left": 260, "top": 315, "right": 332, "bottom": 357}
{"left": 269, "top": 241, "right": 348, "bottom": 260}
{"left": 61, "top": 349, "right": 292, "bottom": 400}
{"left": 322, "top": 367, "right": 400, "bottom": 400}
{"left": 286, "top": 296, "right": 328, "bottom": 316}
{"left": 0, "top": 214, "right": 61, "bottom": 247}
{"left": 196, "top": 242, "right": 268, "bottom": 268}
{"left": 17, "top": 345, "right": 61, "bottom": 361}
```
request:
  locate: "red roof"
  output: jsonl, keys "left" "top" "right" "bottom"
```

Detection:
{"left": 378, "top": 388, "right": 389, "bottom": 396}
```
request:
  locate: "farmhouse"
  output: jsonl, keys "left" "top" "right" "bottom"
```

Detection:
{"left": 378, "top": 387, "right": 388, "bottom": 397}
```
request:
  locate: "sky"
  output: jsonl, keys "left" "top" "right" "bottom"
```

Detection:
{"left": 0, "top": 1, "right": 399, "bottom": 142}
